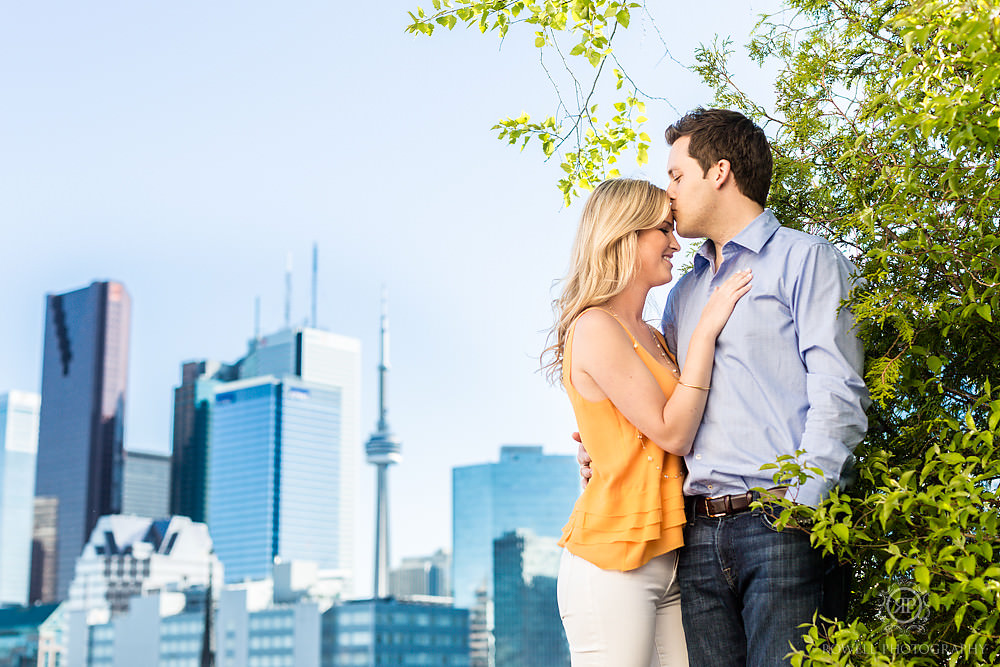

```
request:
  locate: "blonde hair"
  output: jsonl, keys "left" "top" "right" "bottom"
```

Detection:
{"left": 542, "top": 178, "right": 672, "bottom": 383}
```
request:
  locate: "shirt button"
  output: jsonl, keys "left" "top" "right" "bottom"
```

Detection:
{"left": 695, "top": 454, "right": 702, "bottom": 460}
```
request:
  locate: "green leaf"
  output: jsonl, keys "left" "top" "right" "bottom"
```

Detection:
{"left": 914, "top": 565, "right": 930, "bottom": 588}
{"left": 976, "top": 304, "right": 992, "bottom": 322}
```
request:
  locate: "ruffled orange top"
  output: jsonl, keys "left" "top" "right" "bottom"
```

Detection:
{"left": 558, "top": 308, "right": 686, "bottom": 571}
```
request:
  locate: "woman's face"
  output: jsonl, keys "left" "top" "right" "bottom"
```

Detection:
{"left": 635, "top": 216, "right": 681, "bottom": 287}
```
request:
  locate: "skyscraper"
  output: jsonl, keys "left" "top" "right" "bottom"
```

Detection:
{"left": 365, "top": 296, "right": 401, "bottom": 598}
{"left": 0, "top": 390, "right": 41, "bottom": 607}
{"left": 452, "top": 446, "right": 578, "bottom": 609}
{"left": 171, "top": 326, "right": 360, "bottom": 564}
{"left": 453, "top": 446, "right": 579, "bottom": 667}
{"left": 493, "top": 530, "right": 569, "bottom": 667}
{"left": 34, "top": 280, "right": 131, "bottom": 602}
{"left": 208, "top": 375, "right": 345, "bottom": 582}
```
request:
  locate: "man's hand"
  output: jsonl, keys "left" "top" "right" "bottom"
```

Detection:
{"left": 573, "top": 432, "right": 592, "bottom": 487}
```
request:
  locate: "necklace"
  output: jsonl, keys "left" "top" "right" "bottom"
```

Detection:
{"left": 601, "top": 307, "right": 684, "bottom": 479}
{"left": 604, "top": 307, "right": 681, "bottom": 377}
{"left": 645, "top": 324, "right": 681, "bottom": 377}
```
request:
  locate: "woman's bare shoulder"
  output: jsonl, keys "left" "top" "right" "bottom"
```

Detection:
{"left": 572, "top": 308, "right": 632, "bottom": 357}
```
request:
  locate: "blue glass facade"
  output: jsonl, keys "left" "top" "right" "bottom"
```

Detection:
{"left": 174, "top": 326, "right": 359, "bottom": 585}
{"left": 0, "top": 603, "right": 59, "bottom": 665}
{"left": 209, "top": 377, "right": 342, "bottom": 582}
{"left": 452, "top": 446, "right": 579, "bottom": 609}
{"left": 322, "top": 598, "right": 469, "bottom": 667}
{"left": 493, "top": 531, "right": 568, "bottom": 667}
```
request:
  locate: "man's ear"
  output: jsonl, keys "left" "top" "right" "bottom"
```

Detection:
{"left": 711, "top": 159, "right": 732, "bottom": 190}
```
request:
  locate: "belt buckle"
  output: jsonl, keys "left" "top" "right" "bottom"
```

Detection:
{"left": 705, "top": 496, "right": 730, "bottom": 518}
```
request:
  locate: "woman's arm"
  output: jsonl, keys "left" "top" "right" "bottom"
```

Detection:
{"left": 572, "top": 269, "right": 751, "bottom": 456}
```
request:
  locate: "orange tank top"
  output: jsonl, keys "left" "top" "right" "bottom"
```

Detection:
{"left": 558, "top": 308, "right": 686, "bottom": 571}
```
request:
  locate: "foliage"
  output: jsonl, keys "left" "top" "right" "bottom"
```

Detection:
{"left": 409, "top": 0, "right": 1000, "bottom": 663}
{"left": 729, "top": 1, "right": 1000, "bottom": 663}
{"left": 406, "top": 0, "right": 656, "bottom": 205}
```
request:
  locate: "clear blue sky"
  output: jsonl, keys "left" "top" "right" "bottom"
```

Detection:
{"left": 1, "top": 0, "right": 781, "bottom": 596}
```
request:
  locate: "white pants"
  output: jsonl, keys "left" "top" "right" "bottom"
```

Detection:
{"left": 557, "top": 549, "right": 688, "bottom": 667}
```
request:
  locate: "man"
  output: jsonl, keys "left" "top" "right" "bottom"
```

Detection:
{"left": 579, "top": 108, "right": 869, "bottom": 665}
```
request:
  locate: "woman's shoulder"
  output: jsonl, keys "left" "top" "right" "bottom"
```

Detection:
{"left": 574, "top": 307, "right": 622, "bottom": 335}
{"left": 571, "top": 308, "right": 634, "bottom": 354}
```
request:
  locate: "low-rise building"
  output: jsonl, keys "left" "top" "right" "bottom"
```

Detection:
{"left": 67, "top": 515, "right": 221, "bottom": 623}
{"left": 0, "top": 603, "right": 60, "bottom": 667}
{"left": 322, "top": 597, "right": 469, "bottom": 667}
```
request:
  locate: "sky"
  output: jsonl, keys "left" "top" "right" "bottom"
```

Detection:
{"left": 1, "top": 0, "right": 782, "bottom": 596}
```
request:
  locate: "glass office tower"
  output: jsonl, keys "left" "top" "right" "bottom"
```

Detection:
{"left": 493, "top": 530, "right": 568, "bottom": 667}
{"left": 452, "top": 446, "right": 578, "bottom": 610}
{"left": 208, "top": 376, "right": 343, "bottom": 582}
{"left": 0, "top": 391, "right": 41, "bottom": 607}
{"left": 172, "top": 326, "right": 359, "bottom": 582}
{"left": 33, "top": 280, "right": 131, "bottom": 602}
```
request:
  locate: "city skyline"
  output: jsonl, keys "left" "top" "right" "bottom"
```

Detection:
{"left": 1, "top": 0, "right": 782, "bottom": 589}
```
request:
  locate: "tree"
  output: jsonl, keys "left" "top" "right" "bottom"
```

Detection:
{"left": 407, "top": 0, "right": 658, "bottom": 205}
{"left": 409, "top": 0, "right": 1000, "bottom": 664}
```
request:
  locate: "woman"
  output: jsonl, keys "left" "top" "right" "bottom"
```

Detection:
{"left": 545, "top": 178, "right": 751, "bottom": 666}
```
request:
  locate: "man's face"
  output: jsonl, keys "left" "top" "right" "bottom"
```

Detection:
{"left": 666, "top": 135, "right": 716, "bottom": 239}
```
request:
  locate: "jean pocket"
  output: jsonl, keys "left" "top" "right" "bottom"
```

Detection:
{"left": 758, "top": 508, "right": 784, "bottom": 533}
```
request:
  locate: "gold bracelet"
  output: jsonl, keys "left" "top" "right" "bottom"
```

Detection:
{"left": 677, "top": 380, "right": 710, "bottom": 391}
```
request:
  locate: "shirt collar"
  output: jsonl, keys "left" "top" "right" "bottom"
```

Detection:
{"left": 692, "top": 209, "right": 781, "bottom": 270}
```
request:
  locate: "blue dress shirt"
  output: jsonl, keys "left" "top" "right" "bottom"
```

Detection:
{"left": 662, "top": 210, "right": 870, "bottom": 507}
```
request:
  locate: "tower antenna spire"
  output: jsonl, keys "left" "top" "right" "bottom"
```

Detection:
{"left": 284, "top": 252, "right": 292, "bottom": 328}
{"left": 254, "top": 296, "right": 261, "bottom": 341}
{"left": 311, "top": 243, "right": 318, "bottom": 329}
{"left": 365, "top": 286, "right": 401, "bottom": 598}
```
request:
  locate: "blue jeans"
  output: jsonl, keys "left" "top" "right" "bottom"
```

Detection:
{"left": 678, "top": 507, "right": 848, "bottom": 666}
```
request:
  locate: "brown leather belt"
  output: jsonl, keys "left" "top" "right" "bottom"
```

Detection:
{"left": 691, "top": 488, "right": 787, "bottom": 518}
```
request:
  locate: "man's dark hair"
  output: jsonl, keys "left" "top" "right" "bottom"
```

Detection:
{"left": 664, "top": 108, "right": 772, "bottom": 207}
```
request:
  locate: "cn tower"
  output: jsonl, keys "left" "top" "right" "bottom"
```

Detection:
{"left": 364, "top": 292, "right": 402, "bottom": 598}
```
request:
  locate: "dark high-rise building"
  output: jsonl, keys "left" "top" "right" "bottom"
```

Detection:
{"left": 170, "top": 360, "right": 239, "bottom": 523}
{"left": 33, "top": 280, "right": 131, "bottom": 602}
{"left": 30, "top": 497, "right": 58, "bottom": 604}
